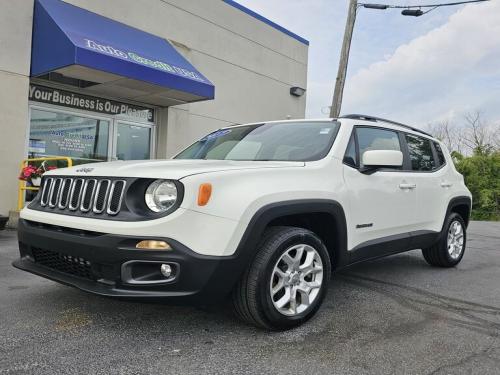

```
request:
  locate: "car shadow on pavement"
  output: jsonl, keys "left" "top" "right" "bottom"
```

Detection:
{"left": 12, "top": 250, "right": 440, "bottom": 334}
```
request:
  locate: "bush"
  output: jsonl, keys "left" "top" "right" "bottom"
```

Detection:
{"left": 454, "top": 151, "right": 500, "bottom": 221}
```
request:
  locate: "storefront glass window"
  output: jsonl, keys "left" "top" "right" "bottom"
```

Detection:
{"left": 29, "top": 108, "right": 109, "bottom": 165}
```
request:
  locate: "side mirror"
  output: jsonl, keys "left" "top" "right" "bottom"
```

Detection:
{"left": 361, "top": 150, "right": 403, "bottom": 173}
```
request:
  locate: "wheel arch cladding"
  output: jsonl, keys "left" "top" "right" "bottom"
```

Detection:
{"left": 237, "top": 200, "right": 349, "bottom": 270}
{"left": 447, "top": 196, "right": 472, "bottom": 228}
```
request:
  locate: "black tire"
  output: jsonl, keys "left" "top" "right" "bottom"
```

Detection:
{"left": 232, "top": 226, "right": 331, "bottom": 330}
{"left": 422, "top": 212, "right": 467, "bottom": 267}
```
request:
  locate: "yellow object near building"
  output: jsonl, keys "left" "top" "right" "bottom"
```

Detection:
{"left": 17, "top": 157, "right": 73, "bottom": 211}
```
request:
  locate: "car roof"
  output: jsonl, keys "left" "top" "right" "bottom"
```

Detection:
{"left": 339, "top": 114, "right": 433, "bottom": 137}
{"left": 220, "top": 115, "right": 436, "bottom": 141}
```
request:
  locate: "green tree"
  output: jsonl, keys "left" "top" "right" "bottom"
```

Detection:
{"left": 454, "top": 151, "right": 500, "bottom": 221}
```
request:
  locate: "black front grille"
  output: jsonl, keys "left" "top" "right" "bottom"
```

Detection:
{"left": 32, "top": 247, "right": 93, "bottom": 280}
{"left": 38, "top": 177, "right": 126, "bottom": 216}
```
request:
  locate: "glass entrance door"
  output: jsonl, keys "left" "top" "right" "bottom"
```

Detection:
{"left": 114, "top": 122, "right": 153, "bottom": 161}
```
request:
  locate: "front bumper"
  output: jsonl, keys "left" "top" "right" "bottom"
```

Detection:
{"left": 13, "top": 219, "right": 242, "bottom": 303}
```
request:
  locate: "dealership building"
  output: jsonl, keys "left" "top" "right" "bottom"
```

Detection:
{"left": 0, "top": 0, "right": 308, "bottom": 224}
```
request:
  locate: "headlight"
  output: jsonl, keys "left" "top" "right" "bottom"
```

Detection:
{"left": 145, "top": 180, "right": 178, "bottom": 213}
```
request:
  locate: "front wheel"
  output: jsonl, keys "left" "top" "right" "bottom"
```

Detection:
{"left": 232, "top": 226, "right": 331, "bottom": 330}
{"left": 422, "top": 213, "right": 467, "bottom": 267}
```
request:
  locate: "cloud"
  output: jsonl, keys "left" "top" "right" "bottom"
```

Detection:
{"left": 341, "top": 1, "right": 500, "bottom": 127}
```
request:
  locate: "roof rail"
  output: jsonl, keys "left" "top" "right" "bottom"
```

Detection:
{"left": 340, "top": 114, "right": 433, "bottom": 137}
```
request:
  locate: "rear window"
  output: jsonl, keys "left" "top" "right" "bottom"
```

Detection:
{"left": 405, "top": 134, "right": 436, "bottom": 171}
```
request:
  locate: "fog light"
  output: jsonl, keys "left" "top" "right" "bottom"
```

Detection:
{"left": 160, "top": 264, "right": 172, "bottom": 278}
{"left": 135, "top": 240, "right": 172, "bottom": 250}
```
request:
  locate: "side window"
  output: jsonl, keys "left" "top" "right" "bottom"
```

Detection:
{"left": 434, "top": 142, "right": 446, "bottom": 167}
{"left": 405, "top": 134, "right": 436, "bottom": 171}
{"left": 343, "top": 133, "right": 357, "bottom": 168}
{"left": 356, "top": 127, "right": 401, "bottom": 168}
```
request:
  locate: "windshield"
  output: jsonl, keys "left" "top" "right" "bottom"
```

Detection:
{"left": 174, "top": 121, "right": 340, "bottom": 161}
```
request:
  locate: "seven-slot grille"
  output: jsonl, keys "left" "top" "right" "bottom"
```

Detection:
{"left": 40, "top": 177, "right": 126, "bottom": 216}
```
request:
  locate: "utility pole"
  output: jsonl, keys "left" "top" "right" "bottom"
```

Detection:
{"left": 330, "top": 0, "right": 358, "bottom": 118}
{"left": 329, "top": 0, "right": 489, "bottom": 118}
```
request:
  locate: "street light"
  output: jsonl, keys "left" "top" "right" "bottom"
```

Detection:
{"left": 362, "top": 4, "right": 389, "bottom": 9}
{"left": 401, "top": 9, "right": 424, "bottom": 16}
{"left": 329, "top": 0, "right": 490, "bottom": 118}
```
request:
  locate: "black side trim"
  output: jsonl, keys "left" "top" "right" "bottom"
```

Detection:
{"left": 347, "top": 230, "right": 440, "bottom": 266}
{"left": 410, "top": 230, "right": 441, "bottom": 249}
{"left": 348, "top": 232, "right": 411, "bottom": 264}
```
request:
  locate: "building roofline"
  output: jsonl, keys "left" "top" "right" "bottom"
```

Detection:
{"left": 223, "top": 0, "right": 309, "bottom": 46}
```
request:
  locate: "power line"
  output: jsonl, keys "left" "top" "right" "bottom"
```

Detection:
{"left": 360, "top": 0, "right": 489, "bottom": 9}
{"left": 393, "top": 0, "right": 489, "bottom": 8}
{"left": 330, "top": 0, "right": 490, "bottom": 117}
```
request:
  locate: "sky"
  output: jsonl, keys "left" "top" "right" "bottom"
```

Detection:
{"left": 236, "top": 0, "right": 500, "bottom": 128}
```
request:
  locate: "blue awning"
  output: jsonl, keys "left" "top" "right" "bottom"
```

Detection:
{"left": 31, "top": 0, "right": 215, "bottom": 106}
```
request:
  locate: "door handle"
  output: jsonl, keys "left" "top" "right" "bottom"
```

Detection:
{"left": 399, "top": 183, "right": 416, "bottom": 190}
{"left": 440, "top": 182, "right": 453, "bottom": 188}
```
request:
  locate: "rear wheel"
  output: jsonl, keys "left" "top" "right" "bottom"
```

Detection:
{"left": 232, "top": 226, "right": 331, "bottom": 330}
{"left": 422, "top": 212, "right": 466, "bottom": 267}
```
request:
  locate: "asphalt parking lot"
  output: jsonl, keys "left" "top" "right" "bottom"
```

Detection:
{"left": 1, "top": 221, "right": 499, "bottom": 375}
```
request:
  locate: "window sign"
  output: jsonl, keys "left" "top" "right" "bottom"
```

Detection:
{"left": 30, "top": 108, "right": 110, "bottom": 165}
{"left": 29, "top": 84, "right": 154, "bottom": 123}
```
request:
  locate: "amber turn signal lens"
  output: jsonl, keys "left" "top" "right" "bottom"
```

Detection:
{"left": 135, "top": 240, "right": 172, "bottom": 250}
{"left": 197, "top": 183, "right": 212, "bottom": 206}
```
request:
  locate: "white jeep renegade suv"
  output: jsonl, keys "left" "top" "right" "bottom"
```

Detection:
{"left": 14, "top": 114, "right": 472, "bottom": 330}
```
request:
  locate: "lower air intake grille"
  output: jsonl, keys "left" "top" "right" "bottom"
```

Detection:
{"left": 32, "top": 247, "right": 93, "bottom": 280}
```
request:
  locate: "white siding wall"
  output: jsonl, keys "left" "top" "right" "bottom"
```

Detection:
{"left": 0, "top": 0, "right": 308, "bottom": 217}
{"left": 0, "top": 1, "right": 34, "bottom": 219}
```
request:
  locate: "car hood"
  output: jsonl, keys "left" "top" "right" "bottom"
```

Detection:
{"left": 46, "top": 159, "right": 305, "bottom": 179}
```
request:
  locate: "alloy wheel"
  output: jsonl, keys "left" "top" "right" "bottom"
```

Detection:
{"left": 447, "top": 220, "right": 464, "bottom": 260}
{"left": 269, "top": 244, "right": 324, "bottom": 316}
